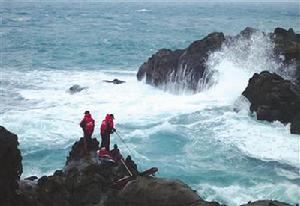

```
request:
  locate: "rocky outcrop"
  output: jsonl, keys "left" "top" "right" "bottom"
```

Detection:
{"left": 137, "top": 27, "right": 300, "bottom": 91}
{"left": 137, "top": 32, "right": 225, "bottom": 91}
{"left": 0, "top": 126, "right": 294, "bottom": 206}
{"left": 242, "top": 71, "right": 300, "bottom": 134}
{"left": 15, "top": 136, "right": 217, "bottom": 206}
{"left": 0, "top": 126, "right": 23, "bottom": 206}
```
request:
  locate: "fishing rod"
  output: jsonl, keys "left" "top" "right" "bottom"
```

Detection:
{"left": 120, "top": 158, "right": 133, "bottom": 176}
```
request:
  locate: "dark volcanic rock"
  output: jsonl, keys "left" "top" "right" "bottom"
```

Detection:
{"left": 106, "top": 176, "right": 220, "bottom": 206}
{"left": 103, "top": 79, "right": 126, "bottom": 84}
{"left": 37, "top": 175, "right": 70, "bottom": 206}
{"left": 137, "top": 27, "right": 300, "bottom": 91}
{"left": 290, "top": 112, "right": 300, "bottom": 134}
{"left": 137, "top": 32, "right": 225, "bottom": 91}
{"left": 1, "top": 127, "right": 295, "bottom": 206}
{"left": 239, "top": 27, "right": 259, "bottom": 39}
{"left": 272, "top": 28, "right": 300, "bottom": 84}
{"left": 240, "top": 200, "right": 291, "bottom": 206}
{"left": 68, "top": 84, "right": 88, "bottom": 94}
{"left": 66, "top": 137, "right": 99, "bottom": 164}
{"left": 242, "top": 71, "right": 300, "bottom": 133}
{"left": 0, "top": 126, "right": 23, "bottom": 206}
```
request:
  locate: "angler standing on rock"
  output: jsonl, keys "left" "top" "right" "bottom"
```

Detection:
{"left": 80, "top": 111, "right": 95, "bottom": 153}
{"left": 100, "top": 114, "right": 116, "bottom": 151}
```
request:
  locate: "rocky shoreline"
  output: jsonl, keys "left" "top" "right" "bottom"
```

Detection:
{"left": 0, "top": 126, "right": 295, "bottom": 206}
{"left": 137, "top": 27, "right": 300, "bottom": 134}
{"left": 137, "top": 27, "right": 300, "bottom": 90}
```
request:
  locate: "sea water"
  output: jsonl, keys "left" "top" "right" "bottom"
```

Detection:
{"left": 0, "top": 2, "right": 300, "bottom": 205}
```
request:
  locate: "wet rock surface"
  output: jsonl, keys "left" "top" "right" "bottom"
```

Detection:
{"left": 103, "top": 79, "right": 126, "bottom": 84}
{"left": 0, "top": 126, "right": 23, "bottom": 206}
{"left": 137, "top": 32, "right": 225, "bottom": 91}
{"left": 242, "top": 71, "right": 300, "bottom": 134}
{"left": 68, "top": 84, "right": 88, "bottom": 94}
{"left": 272, "top": 28, "right": 300, "bottom": 84}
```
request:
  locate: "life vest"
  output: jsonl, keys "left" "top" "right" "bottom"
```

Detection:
{"left": 82, "top": 114, "right": 95, "bottom": 135}
{"left": 100, "top": 114, "right": 114, "bottom": 135}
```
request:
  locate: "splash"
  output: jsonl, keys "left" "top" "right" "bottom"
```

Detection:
{"left": 201, "top": 31, "right": 279, "bottom": 99}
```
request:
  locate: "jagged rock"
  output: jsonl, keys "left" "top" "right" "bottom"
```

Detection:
{"left": 137, "top": 32, "right": 225, "bottom": 91}
{"left": 242, "top": 71, "right": 300, "bottom": 134}
{"left": 106, "top": 176, "right": 220, "bottom": 206}
{"left": 240, "top": 200, "right": 291, "bottom": 206}
{"left": 103, "top": 79, "right": 126, "bottom": 84}
{"left": 0, "top": 126, "right": 23, "bottom": 206}
{"left": 68, "top": 84, "right": 88, "bottom": 94}
{"left": 66, "top": 137, "right": 99, "bottom": 164}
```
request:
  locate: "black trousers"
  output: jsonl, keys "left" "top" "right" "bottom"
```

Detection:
{"left": 83, "top": 131, "right": 92, "bottom": 150}
{"left": 100, "top": 132, "right": 110, "bottom": 151}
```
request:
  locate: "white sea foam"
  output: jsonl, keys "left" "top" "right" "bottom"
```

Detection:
{"left": 195, "top": 182, "right": 300, "bottom": 206}
{"left": 136, "top": 9, "right": 151, "bottom": 12}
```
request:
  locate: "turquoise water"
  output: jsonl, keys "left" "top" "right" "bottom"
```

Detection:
{"left": 1, "top": 2, "right": 300, "bottom": 205}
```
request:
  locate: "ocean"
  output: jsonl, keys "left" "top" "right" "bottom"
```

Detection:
{"left": 1, "top": 2, "right": 300, "bottom": 205}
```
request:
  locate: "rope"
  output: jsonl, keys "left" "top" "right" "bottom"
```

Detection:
{"left": 114, "top": 131, "right": 135, "bottom": 155}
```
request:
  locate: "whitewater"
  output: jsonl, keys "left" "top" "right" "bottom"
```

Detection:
{"left": 1, "top": 2, "right": 300, "bottom": 206}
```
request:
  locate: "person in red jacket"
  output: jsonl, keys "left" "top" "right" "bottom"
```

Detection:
{"left": 80, "top": 111, "right": 95, "bottom": 153}
{"left": 100, "top": 114, "right": 116, "bottom": 151}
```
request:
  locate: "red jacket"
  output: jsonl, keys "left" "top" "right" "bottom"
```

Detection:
{"left": 80, "top": 114, "right": 95, "bottom": 135}
{"left": 100, "top": 114, "right": 114, "bottom": 135}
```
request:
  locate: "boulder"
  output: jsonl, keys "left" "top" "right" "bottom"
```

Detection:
{"left": 0, "top": 126, "right": 23, "bottom": 206}
{"left": 67, "top": 84, "right": 88, "bottom": 94}
{"left": 242, "top": 71, "right": 300, "bottom": 133}
{"left": 137, "top": 32, "right": 225, "bottom": 91}
{"left": 106, "top": 176, "right": 220, "bottom": 206}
